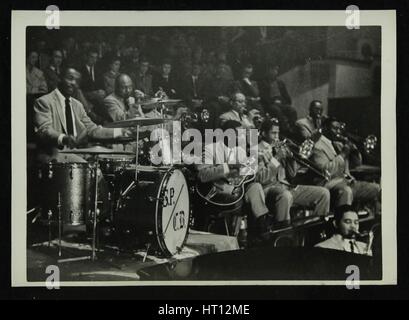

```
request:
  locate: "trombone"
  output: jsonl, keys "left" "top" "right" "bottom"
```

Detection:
{"left": 268, "top": 137, "right": 331, "bottom": 182}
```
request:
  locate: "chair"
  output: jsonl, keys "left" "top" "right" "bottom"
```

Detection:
{"left": 205, "top": 200, "right": 245, "bottom": 237}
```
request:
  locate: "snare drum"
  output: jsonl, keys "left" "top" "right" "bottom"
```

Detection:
{"left": 115, "top": 166, "right": 190, "bottom": 257}
{"left": 98, "top": 155, "right": 135, "bottom": 175}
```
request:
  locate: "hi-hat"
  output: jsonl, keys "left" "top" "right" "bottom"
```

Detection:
{"left": 104, "top": 117, "right": 173, "bottom": 128}
{"left": 60, "top": 146, "right": 134, "bottom": 155}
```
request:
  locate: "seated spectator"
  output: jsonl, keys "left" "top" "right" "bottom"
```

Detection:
{"left": 44, "top": 49, "right": 63, "bottom": 91}
{"left": 179, "top": 63, "right": 206, "bottom": 108}
{"left": 259, "top": 64, "right": 292, "bottom": 106}
{"left": 103, "top": 56, "right": 121, "bottom": 95}
{"left": 315, "top": 205, "right": 373, "bottom": 256}
{"left": 78, "top": 48, "right": 106, "bottom": 105}
{"left": 233, "top": 64, "right": 262, "bottom": 111}
{"left": 215, "top": 49, "right": 234, "bottom": 80}
{"left": 122, "top": 46, "right": 140, "bottom": 75}
{"left": 131, "top": 56, "right": 153, "bottom": 97}
{"left": 26, "top": 50, "right": 48, "bottom": 94}
{"left": 152, "top": 59, "right": 178, "bottom": 98}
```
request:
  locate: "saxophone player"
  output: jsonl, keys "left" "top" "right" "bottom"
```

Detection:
{"left": 256, "top": 119, "right": 330, "bottom": 228}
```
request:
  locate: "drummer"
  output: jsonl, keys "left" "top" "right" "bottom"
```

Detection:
{"left": 33, "top": 66, "right": 131, "bottom": 163}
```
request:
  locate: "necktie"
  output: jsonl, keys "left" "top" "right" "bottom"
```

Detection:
{"left": 349, "top": 241, "right": 355, "bottom": 253}
{"left": 65, "top": 98, "right": 74, "bottom": 135}
{"left": 192, "top": 77, "right": 197, "bottom": 97}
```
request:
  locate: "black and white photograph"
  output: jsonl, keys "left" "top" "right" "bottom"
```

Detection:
{"left": 11, "top": 9, "right": 396, "bottom": 287}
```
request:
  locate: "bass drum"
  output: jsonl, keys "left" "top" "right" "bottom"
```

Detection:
{"left": 115, "top": 166, "right": 190, "bottom": 257}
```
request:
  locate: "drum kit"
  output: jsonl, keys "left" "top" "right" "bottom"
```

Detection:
{"left": 36, "top": 100, "right": 193, "bottom": 261}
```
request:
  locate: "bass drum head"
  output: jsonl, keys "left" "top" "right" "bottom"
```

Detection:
{"left": 156, "top": 168, "right": 190, "bottom": 256}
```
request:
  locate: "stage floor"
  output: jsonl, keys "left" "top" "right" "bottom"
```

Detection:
{"left": 27, "top": 230, "right": 240, "bottom": 282}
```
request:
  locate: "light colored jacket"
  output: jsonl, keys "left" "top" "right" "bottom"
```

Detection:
{"left": 310, "top": 135, "right": 347, "bottom": 188}
{"left": 295, "top": 116, "right": 316, "bottom": 140}
{"left": 34, "top": 89, "right": 115, "bottom": 149}
{"left": 219, "top": 110, "right": 254, "bottom": 129}
{"left": 103, "top": 93, "right": 142, "bottom": 123}
{"left": 256, "top": 140, "right": 298, "bottom": 188}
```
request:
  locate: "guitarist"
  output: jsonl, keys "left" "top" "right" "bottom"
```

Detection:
{"left": 257, "top": 119, "right": 330, "bottom": 228}
{"left": 197, "top": 120, "right": 275, "bottom": 237}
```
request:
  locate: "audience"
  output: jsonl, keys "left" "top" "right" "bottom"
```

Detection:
{"left": 44, "top": 49, "right": 63, "bottom": 91}
{"left": 103, "top": 55, "right": 122, "bottom": 95}
{"left": 26, "top": 51, "right": 48, "bottom": 95}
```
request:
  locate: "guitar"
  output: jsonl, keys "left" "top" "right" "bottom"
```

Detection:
{"left": 196, "top": 163, "right": 256, "bottom": 208}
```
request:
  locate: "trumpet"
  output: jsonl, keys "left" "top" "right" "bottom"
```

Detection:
{"left": 339, "top": 123, "right": 378, "bottom": 155}
{"left": 180, "top": 108, "right": 210, "bottom": 129}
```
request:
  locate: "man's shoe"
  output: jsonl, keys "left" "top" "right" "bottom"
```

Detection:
{"left": 274, "top": 220, "right": 292, "bottom": 230}
{"left": 256, "top": 213, "right": 274, "bottom": 234}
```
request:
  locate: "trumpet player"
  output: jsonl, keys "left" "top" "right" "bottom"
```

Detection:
{"left": 295, "top": 100, "right": 325, "bottom": 141}
{"left": 256, "top": 119, "right": 330, "bottom": 228}
{"left": 309, "top": 117, "right": 380, "bottom": 212}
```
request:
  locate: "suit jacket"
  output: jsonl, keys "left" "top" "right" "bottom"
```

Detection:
{"left": 259, "top": 78, "right": 292, "bottom": 105}
{"left": 133, "top": 73, "right": 153, "bottom": 96}
{"left": 219, "top": 110, "right": 254, "bottom": 129}
{"left": 34, "top": 89, "right": 115, "bottom": 151}
{"left": 203, "top": 77, "right": 234, "bottom": 101}
{"left": 78, "top": 64, "right": 104, "bottom": 92}
{"left": 179, "top": 74, "right": 206, "bottom": 101}
{"left": 152, "top": 74, "right": 178, "bottom": 98}
{"left": 234, "top": 79, "right": 260, "bottom": 98}
{"left": 103, "top": 93, "right": 141, "bottom": 123}
{"left": 43, "top": 66, "right": 61, "bottom": 92}
{"left": 295, "top": 117, "right": 317, "bottom": 140}
{"left": 315, "top": 234, "right": 372, "bottom": 256}
{"left": 256, "top": 140, "right": 297, "bottom": 188}
{"left": 310, "top": 135, "right": 346, "bottom": 187}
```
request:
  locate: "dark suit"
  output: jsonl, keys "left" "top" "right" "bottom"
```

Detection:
{"left": 179, "top": 74, "right": 206, "bottom": 101}
{"left": 133, "top": 72, "right": 153, "bottom": 96}
{"left": 43, "top": 66, "right": 61, "bottom": 92}
{"left": 234, "top": 79, "right": 262, "bottom": 110}
{"left": 259, "top": 78, "right": 292, "bottom": 105}
{"left": 152, "top": 74, "right": 178, "bottom": 98}
{"left": 78, "top": 64, "right": 104, "bottom": 92}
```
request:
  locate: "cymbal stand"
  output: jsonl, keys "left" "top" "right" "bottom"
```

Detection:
{"left": 135, "top": 125, "right": 140, "bottom": 181}
{"left": 58, "top": 193, "right": 62, "bottom": 257}
{"left": 91, "top": 157, "right": 99, "bottom": 261}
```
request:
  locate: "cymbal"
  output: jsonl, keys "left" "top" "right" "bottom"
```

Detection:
{"left": 139, "top": 98, "right": 182, "bottom": 106}
{"left": 60, "top": 146, "right": 134, "bottom": 155}
{"left": 104, "top": 117, "right": 173, "bottom": 128}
